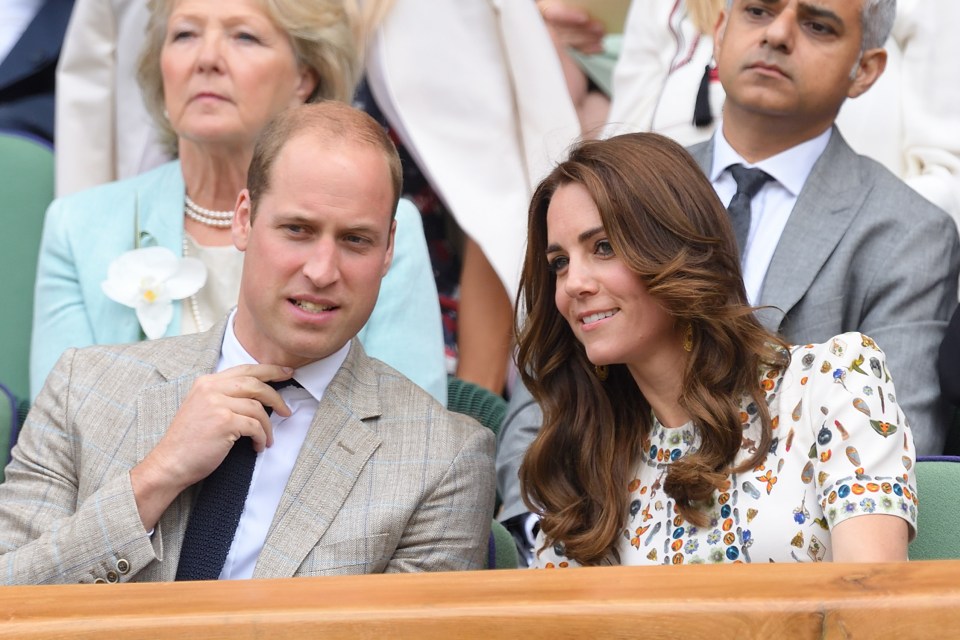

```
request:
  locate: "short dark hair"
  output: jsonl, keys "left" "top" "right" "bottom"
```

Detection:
{"left": 246, "top": 102, "right": 402, "bottom": 220}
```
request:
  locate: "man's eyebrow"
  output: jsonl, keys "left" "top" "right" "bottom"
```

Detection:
{"left": 545, "top": 226, "right": 605, "bottom": 254}
{"left": 797, "top": 1, "right": 844, "bottom": 25}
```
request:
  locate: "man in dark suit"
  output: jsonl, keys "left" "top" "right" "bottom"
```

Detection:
{"left": 688, "top": 0, "right": 959, "bottom": 455}
{"left": 0, "top": 0, "right": 74, "bottom": 143}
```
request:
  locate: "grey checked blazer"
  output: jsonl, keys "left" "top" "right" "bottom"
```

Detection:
{"left": 689, "top": 128, "right": 960, "bottom": 454}
{"left": 0, "top": 321, "right": 496, "bottom": 584}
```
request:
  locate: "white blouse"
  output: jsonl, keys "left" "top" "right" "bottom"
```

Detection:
{"left": 180, "top": 233, "right": 243, "bottom": 335}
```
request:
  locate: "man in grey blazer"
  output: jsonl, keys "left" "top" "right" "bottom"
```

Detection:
{"left": 0, "top": 103, "right": 496, "bottom": 585}
{"left": 688, "top": 0, "right": 959, "bottom": 454}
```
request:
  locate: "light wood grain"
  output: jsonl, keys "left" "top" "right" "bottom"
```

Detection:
{"left": 2, "top": 560, "right": 958, "bottom": 639}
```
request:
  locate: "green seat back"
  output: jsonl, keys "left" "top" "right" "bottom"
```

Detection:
{"left": 909, "top": 457, "right": 960, "bottom": 560}
{"left": 446, "top": 376, "right": 507, "bottom": 438}
{"left": 489, "top": 519, "right": 519, "bottom": 570}
{"left": 0, "top": 133, "right": 54, "bottom": 401}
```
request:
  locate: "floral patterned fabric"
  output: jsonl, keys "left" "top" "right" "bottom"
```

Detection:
{"left": 535, "top": 332, "right": 918, "bottom": 567}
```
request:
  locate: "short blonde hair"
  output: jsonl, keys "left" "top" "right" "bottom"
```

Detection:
{"left": 137, "top": 0, "right": 361, "bottom": 155}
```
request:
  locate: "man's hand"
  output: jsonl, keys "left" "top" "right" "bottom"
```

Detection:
{"left": 129, "top": 364, "right": 295, "bottom": 530}
{"left": 538, "top": 1, "right": 605, "bottom": 54}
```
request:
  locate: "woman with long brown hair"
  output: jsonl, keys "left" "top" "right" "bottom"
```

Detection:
{"left": 516, "top": 132, "right": 916, "bottom": 566}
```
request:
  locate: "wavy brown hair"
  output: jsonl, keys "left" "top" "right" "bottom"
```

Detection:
{"left": 516, "top": 133, "right": 789, "bottom": 565}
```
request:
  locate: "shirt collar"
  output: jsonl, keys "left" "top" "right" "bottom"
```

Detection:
{"left": 711, "top": 123, "right": 832, "bottom": 197}
{"left": 219, "top": 308, "right": 351, "bottom": 402}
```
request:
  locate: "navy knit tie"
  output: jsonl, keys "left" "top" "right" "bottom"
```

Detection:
{"left": 727, "top": 164, "right": 772, "bottom": 257}
{"left": 175, "top": 378, "right": 302, "bottom": 581}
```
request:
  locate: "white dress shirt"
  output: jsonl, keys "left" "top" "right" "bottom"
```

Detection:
{"left": 215, "top": 310, "right": 350, "bottom": 580}
{"left": 710, "top": 125, "right": 832, "bottom": 305}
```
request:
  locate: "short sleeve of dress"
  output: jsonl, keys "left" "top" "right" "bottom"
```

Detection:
{"left": 798, "top": 333, "right": 918, "bottom": 538}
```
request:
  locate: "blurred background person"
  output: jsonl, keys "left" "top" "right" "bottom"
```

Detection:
{"left": 604, "top": 0, "right": 960, "bottom": 224}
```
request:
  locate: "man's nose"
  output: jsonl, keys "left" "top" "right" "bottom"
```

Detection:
{"left": 302, "top": 241, "right": 340, "bottom": 288}
{"left": 762, "top": 8, "right": 797, "bottom": 52}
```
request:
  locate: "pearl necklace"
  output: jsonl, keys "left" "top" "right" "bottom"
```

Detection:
{"left": 181, "top": 236, "right": 207, "bottom": 331}
{"left": 184, "top": 194, "right": 233, "bottom": 228}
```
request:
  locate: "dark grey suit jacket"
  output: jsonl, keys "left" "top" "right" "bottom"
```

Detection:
{"left": 689, "top": 128, "right": 960, "bottom": 454}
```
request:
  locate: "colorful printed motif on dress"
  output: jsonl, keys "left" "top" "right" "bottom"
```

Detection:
{"left": 536, "top": 333, "right": 918, "bottom": 567}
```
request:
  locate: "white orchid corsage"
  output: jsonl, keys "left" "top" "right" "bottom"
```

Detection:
{"left": 101, "top": 246, "right": 207, "bottom": 339}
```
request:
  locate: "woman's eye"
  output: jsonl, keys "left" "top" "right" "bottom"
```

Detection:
{"left": 595, "top": 240, "right": 614, "bottom": 256}
{"left": 170, "top": 30, "right": 195, "bottom": 41}
{"left": 236, "top": 31, "right": 261, "bottom": 44}
{"left": 547, "top": 256, "right": 569, "bottom": 273}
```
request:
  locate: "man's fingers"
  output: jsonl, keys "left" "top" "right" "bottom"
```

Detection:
{"left": 220, "top": 363, "right": 295, "bottom": 384}
{"left": 227, "top": 397, "right": 276, "bottom": 449}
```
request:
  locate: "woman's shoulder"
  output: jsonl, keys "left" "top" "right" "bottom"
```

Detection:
{"left": 772, "top": 332, "right": 891, "bottom": 402}
{"left": 50, "top": 162, "right": 182, "bottom": 218}
{"left": 787, "top": 332, "right": 886, "bottom": 366}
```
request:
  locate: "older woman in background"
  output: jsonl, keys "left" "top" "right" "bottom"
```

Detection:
{"left": 32, "top": 0, "right": 446, "bottom": 401}
{"left": 517, "top": 133, "right": 916, "bottom": 567}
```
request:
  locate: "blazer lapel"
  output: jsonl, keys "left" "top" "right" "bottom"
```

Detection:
{"left": 254, "top": 341, "right": 383, "bottom": 578}
{"left": 86, "top": 162, "right": 187, "bottom": 346}
{"left": 756, "top": 130, "right": 870, "bottom": 330}
{"left": 136, "top": 162, "right": 187, "bottom": 338}
{"left": 133, "top": 320, "right": 227, "bottom": 581}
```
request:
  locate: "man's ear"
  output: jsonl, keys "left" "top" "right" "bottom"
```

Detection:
{"left": 848, "top": 47, "right": 887, "bottom": 99}
{"left": 232, "top": 189, "right": 253, "bottom": 252}
{"left": 713, "top": 8, "right": 729, "bottom": 61}
{"left": 381, "top": 219, "right": 396, "bottom": 277}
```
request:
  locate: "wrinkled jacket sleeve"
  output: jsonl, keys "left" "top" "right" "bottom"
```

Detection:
{"left": 1, "top": 350, "right": 159, "bottom": 585}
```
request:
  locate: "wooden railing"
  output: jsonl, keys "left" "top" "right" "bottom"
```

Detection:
{"left": 2, "top": 560, "right": 959, "bottom": 638}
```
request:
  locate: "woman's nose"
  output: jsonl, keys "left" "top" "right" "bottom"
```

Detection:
{"left": 563, "top": 259, "right": 597, "bottom": 297}
{"left": 196, "top": 32, "right": 224, "bottom": 72}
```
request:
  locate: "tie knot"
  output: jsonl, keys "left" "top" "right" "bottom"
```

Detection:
{"left": 729, "top": 164, "right": 772, "bottom": 199}
{"left": 269, "top": 378, "right": 303, "bottom": 393}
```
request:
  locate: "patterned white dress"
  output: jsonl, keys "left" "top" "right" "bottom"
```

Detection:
{"left": 535, "top": 332, "right": 918, "bottom": 567}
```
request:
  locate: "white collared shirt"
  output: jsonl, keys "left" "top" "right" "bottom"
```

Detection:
{"left": 710, "top": 124, "right": 832, "bottom": 305}
{"left": 216, "top": 309, "right": 350, "bottom": 580}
